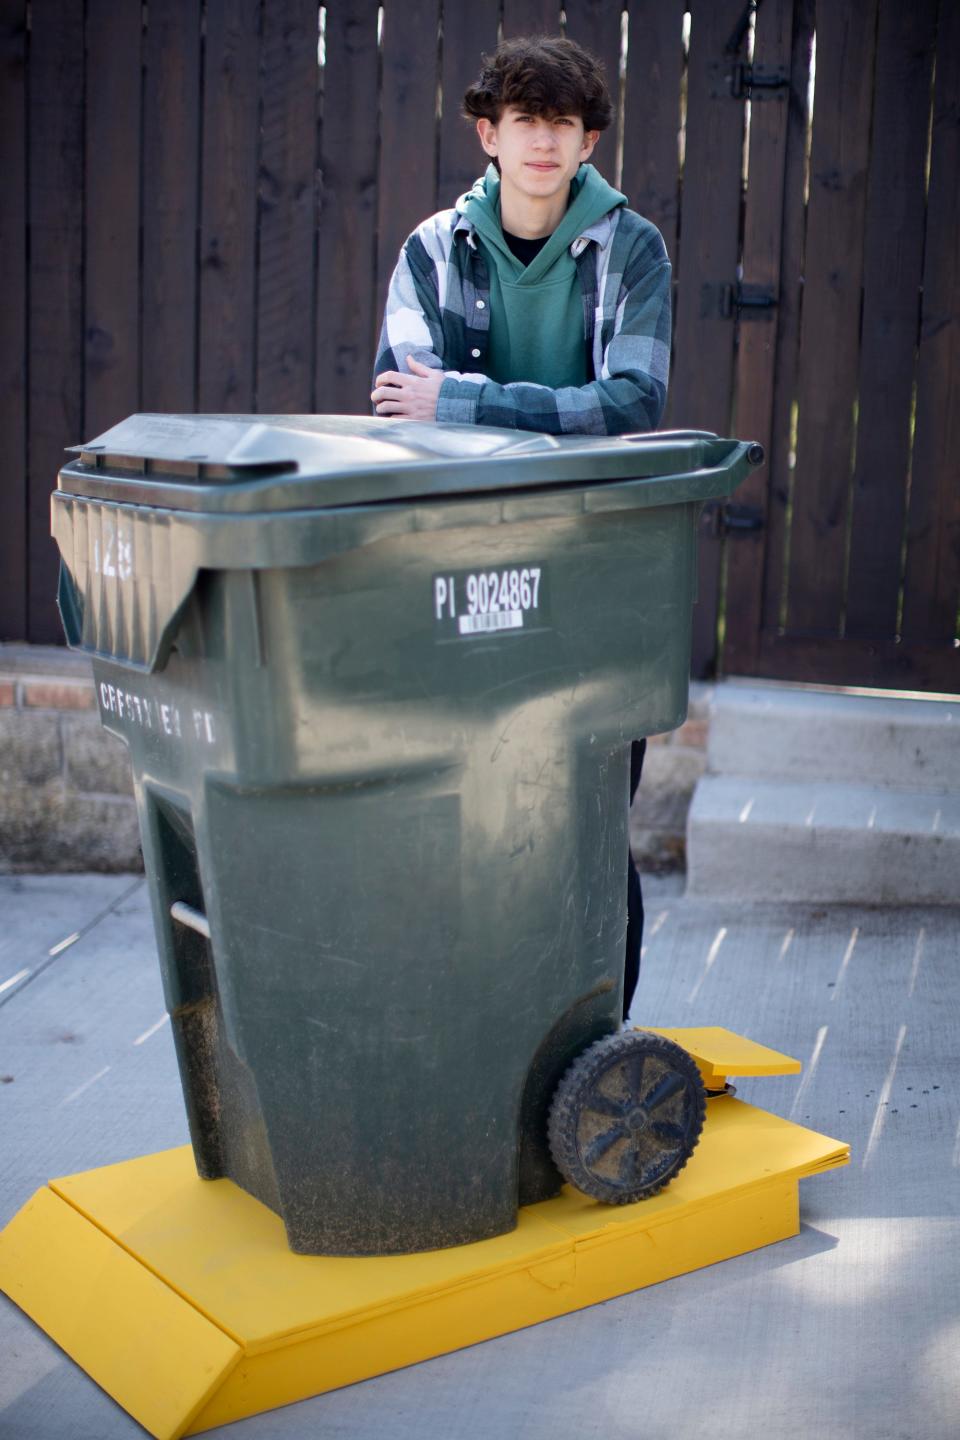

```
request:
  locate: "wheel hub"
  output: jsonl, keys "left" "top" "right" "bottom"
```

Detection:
{"left": 624, "top": 1106, "right": 649, "bottom": 1134}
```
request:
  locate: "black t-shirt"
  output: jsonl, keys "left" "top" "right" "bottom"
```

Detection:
{"left": 503, "top": 230, "right": 550, "bottom": 267}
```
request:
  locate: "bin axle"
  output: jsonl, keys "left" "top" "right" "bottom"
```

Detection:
{"left": 170, "top": 901, "right": 211, "bottom": 940}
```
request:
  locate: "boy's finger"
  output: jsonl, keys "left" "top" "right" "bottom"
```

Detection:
{"left": 405, "top": 356, "right": 430, "bottom": 375}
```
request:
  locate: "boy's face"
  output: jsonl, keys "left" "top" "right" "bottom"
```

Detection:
{"left": 476, "top": 106, "right": 599, "bottom": 205}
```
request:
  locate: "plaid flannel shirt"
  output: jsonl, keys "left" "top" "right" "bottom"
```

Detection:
{"left": 374, "top": 199, "right": 671, "bottom": 434}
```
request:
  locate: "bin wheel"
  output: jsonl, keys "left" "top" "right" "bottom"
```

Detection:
{"left": 547, "top": 1031, "right": 706, "bottom": 1205}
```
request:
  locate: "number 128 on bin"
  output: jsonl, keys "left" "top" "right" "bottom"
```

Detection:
{"left": 433, "top": 565, "right": 546, "bottom": 640}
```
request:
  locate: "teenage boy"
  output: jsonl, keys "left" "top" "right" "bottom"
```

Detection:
{"left": 372, "top": 36, "right": 671, "bottom": 1018}
{"left": 371, "top": 35, "right": 671, "bottom": 434}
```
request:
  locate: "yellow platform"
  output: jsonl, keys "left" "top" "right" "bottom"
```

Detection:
{"left": 0, "top": 1031, "right": 848, "bottom": 1440}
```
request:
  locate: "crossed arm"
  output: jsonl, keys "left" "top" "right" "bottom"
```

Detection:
{"left": 371, "top": 356, "right": 445, "bottom": 420}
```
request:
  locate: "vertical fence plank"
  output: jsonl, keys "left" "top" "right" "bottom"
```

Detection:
{"left": 142, "top": 0, "right": 201, "bottom": 414}
{"left": 375, "top": 0, "right": 442, "bottom": 343}
{"left": 620, "top": 1, "right": 684, "bottom": 266}
{"left": 843, "top": 0, "right": 937, "bottom": 639}
{"left": 563, "top": 0, "right": 622, "bottom": 193}
{"left": 669, "top": 0, "right": 745, "bottom": 428}
{"left": 784, "top": 0, "right": 878, "bottom": 634}
{"left": 198, "top": 0, "right": 261, "bottom": 413}
{"left": 901, "top": 0, "right": 960, "bottom": 647}
{"left": 256, "top": 0, "right": 318, "bottom": 413}
{"left": 84, "top": 0, "right": 142, "bottom": 439}
{"left": 0, "top": 2, "right": 28, "bottom": 639}
{"left": 722, "top": 0, "right": 795, "bottom": 675}
{"left": 563, "top": 0, "right": 622, "bottom": 117}
{"left": 759, "top": 0, "right": 814, "bottom": 645}
{"left": 28, "top": 0, "right": 85, "bottom": 643}
{"left": 316, "top": 0, "right": 381, "bottom": 414}
{"left": 438, "top": 1, "right": 500, "bottom": 207}
{"left": 669, "top": 0, "right": 747, "bottom": 676}
{"left": 501, "top": 1, "right": 562, "bottom": 38}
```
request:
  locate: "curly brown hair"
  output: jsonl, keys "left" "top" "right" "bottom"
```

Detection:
{"left": 462, "top": 36, "right": 614, "bottom": 132}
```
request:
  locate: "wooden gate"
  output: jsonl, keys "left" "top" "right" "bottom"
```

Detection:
{"left": 2, "top": 0, "right": 958, "bottom": 690}
{"left": 717, "top": 0, "right": 960, "bottom": 693}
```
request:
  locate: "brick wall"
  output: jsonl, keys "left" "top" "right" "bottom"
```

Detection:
{"left": 0, "top": 646, "right": 141, "bottom": 872}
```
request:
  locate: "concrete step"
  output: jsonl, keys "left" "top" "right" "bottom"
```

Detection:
{"left": 687, "top": 774, "right": 960, "bottom": 904}
{"left": 708, "top": 684, "right": 960, "bottom": 792}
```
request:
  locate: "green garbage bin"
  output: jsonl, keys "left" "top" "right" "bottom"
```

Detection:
{"left": 51, "top": 414, "right": 761, "bottom": 1256}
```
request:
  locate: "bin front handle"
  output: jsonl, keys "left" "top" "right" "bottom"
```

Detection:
{"left": 170, "top": 901, "right": 211, "bottom": 940}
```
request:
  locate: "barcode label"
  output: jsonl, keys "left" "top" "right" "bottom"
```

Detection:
{"left": 458, "top": 610, "right": 524, "bottom": 636}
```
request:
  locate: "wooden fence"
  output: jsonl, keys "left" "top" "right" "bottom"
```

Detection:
{"left": 2, "top": 0, "right": 958, "bottom": 691}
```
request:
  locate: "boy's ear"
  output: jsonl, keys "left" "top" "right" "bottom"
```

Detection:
{"left": 581, "top": 129, "right": 600, "bottom": 161}
{"left": 476, "top": 117, "right": 498, "bottom": 157}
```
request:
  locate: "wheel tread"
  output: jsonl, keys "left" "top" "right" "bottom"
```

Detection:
{"left": 547, "top": 1031, "right": 706, "bottom": 1205}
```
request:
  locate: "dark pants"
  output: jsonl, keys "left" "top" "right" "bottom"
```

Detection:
{"left": 623, "top": 739, "right": 646, "bottom": 1021}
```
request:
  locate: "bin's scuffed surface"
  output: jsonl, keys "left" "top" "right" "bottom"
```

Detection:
{"left": 51, "top": 417, "right": 757, "bottom": 1253}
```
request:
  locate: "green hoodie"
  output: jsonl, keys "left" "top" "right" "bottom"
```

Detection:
{"left": 461, "top": 163, "right": 627, "bottom": 389}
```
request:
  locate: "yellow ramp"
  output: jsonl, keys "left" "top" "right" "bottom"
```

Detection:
{"left": 0, "top": 1033, "right": 849, "bottom": 1440}
{"left": 0, "top": 1185, "right": 240, "bottom": 1440}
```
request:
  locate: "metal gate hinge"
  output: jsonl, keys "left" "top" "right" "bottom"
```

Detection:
{"left": 720, "top": 281, "right": 779, "bottom": 319}
{"left": 731, "top": 62, "right": 790, "bottom": 100}
{"left": 703, "top": 502, "right": 765, "bottom": 538}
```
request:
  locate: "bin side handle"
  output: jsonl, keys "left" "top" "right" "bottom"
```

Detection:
{"left": 56, "top": 557, "right": 197, "bottom": 675}
{"left": 52, "top": 493, "right": 201, "bottom": 674}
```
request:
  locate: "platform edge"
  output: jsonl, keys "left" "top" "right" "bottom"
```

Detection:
{"left": 185, "top": 1177, "right": 800, "bottom": 1434}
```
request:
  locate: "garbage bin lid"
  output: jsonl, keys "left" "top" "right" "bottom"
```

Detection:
{"left": 58, "top": 413, "right": 740, "bottom": 514}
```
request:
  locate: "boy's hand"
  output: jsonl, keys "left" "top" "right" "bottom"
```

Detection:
{"left": 372, "top": 356, "right": 444, "bottom": 420}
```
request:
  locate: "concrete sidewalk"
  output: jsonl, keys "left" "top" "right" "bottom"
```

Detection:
{"left": 1, "top": 874, "right": 958, "bottom": 1440}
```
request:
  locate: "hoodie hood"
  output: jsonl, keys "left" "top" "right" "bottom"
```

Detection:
{"left": 455, "top": 164, "right": 626, "bottom": 389}
{"left": 460, "top": 163, "right": 626, "bottom": 283}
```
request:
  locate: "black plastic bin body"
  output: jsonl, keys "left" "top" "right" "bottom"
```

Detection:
{"left": 51, "top": 415, "right": 758, "bottom": 1255}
